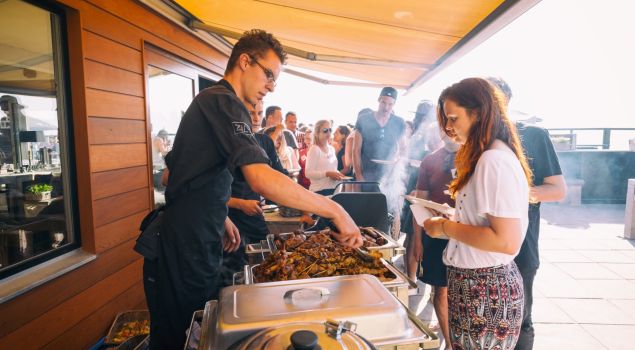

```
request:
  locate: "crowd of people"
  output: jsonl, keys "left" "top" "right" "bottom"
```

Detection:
{"left": 145, "top": 28, "right": 566, "bottom": 350}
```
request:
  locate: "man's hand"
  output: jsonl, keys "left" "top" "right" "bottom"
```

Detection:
{"left": 240, "top": 199, "right": 263, "bottom": 216}
{"left": 330, "top": 211, "right": 363, "bottom": 248}
{"left": 423, "top": 217, "right": 447, "bottom": 239}
{"left": 223, "top": 217, "right": 241, "bottom": 252}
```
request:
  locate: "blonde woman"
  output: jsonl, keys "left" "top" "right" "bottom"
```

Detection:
{"left": 305, "top": 120, "right": 346, "bottom": 195}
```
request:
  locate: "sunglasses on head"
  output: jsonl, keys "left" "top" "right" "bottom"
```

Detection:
{"left": 322, "top": 128, "right": 332, "bottom": 134}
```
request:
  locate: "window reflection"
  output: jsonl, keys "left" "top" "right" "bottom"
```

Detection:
{"left": 0, "top": 0, "right": 74, "bottom": 277}
{"left": 147, "top": 66, "right": 194, "bottom": 206}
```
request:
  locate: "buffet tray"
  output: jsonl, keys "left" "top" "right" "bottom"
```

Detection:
{"left": 241, "top": 258, "right": 415, "bottom": 306}
{"left": 269, "top": 228, "right": 404, "bottom": 259}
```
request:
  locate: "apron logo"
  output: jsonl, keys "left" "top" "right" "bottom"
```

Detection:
{"left": 232, "top": 122, "right": 252, "bottom": 135}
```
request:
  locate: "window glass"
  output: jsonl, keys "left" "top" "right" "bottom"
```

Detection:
{"left": 147, "top": 65, "right": 194, "bottom": 206}
{"left": 0, "top": 0, "right": 77, "bottom": 278}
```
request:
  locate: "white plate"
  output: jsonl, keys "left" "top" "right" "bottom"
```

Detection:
{"left": 402, "top": 195, "right": 454, "bottom": 216}
{"left": 341, "top": 176, "right": 354, "bottom": 180}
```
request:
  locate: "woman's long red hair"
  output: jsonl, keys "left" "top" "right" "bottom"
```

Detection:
{"left": 437, "top": 78, "right": 533, "bottom": 197}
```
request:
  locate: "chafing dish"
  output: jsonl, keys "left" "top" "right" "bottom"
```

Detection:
{"left": 196, "top": 275, "right": 439, "bottom": 350}
{"left": 241, "top": 257, "right": 415, "bottom": 306}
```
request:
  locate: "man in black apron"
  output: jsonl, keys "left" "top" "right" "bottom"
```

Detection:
{"left": 148, "top": 29, "right": 362, "bottom": 350}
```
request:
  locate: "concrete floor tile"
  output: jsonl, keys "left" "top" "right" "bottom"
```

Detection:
{"left": 534, "top": 278, "right": 600, "bottom": 298}
{"left": 559, "top": 239, "right": 612, "bottom": 250}
{"left": 553, "top": 262, "right": 622, "bottom": 280}
{"left": 578, "top": 250, "right": 635, "bottom": 263}
{"left": 607, "top": 299, "right": 635, "bottom": 320}
{"left": 540, "top": 249, "right": 593, "bottom": 263}
{"left": 618, "top": 250, "right": 635, "bottom": 261}
{"left": 575, "top": 280, "right": 635, "bottom": 299}
{"left": 581, "top": 324, "right": 635, "bottom": 350}
{"left": 533, "top": 323, "right": 607, "bottom": 350}
{"left": 551, "top": 298, "right": 635, "bottom": 325}
{"left": 599, "top": 239, "right": 635, "bottom": 250}
{"left": 602, "top": 263, "right": 635, "bottom": 279}
{"left": 532, "top": 297, "right": 575, "bottom": 323}
{"left": 539, "top": 239, "right": 571, "bottom": 250}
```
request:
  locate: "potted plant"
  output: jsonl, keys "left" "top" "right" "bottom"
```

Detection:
{"left": 26, "top": 183, "right": 53, "bottom": 201}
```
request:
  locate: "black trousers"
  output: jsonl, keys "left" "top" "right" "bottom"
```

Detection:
{"left": 515, "top": 266, "right": 537, "bottom": 350}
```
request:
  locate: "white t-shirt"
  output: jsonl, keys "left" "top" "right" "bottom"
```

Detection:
{"left": 305, "top": 144, "right": 339, "bottom": 192}
{"left": 443, "top": 140, "right": 529, "bottom": 269}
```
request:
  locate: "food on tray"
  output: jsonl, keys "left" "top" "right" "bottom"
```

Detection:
{"left": 254, "top": 229, "right": 395, "bottom": 283}
{"left": 360, "top": 227, "right": 388, "bottom": 246}
{"left": 113, "top": 320, "right": 150, "bottom": 343}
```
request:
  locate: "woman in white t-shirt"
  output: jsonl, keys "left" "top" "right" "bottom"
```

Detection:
{"left": 423, "top": 78, "right": 532, "bottom": 350}
{"left": 305, "top": 120, "right": 346, "bottom": 195}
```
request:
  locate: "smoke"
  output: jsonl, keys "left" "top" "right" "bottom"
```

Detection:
{"left": 378, "top": 120, "right": 442, "bottom": 232}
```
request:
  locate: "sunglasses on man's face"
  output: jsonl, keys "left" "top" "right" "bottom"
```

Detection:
{"left": 322, "top": 128, "right": 332, "bottom": 134}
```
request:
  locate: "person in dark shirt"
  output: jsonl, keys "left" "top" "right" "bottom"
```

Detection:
{"left": 353, "top": 87, "right": 406, "bottom": 182}
{"left": 148, "top": 30, "right": 361, "bottom": 350}
{"left": 410, "top": 132, "right": 459, "bottom": 350}
{"left": 227, "top": 100, "right": 286, "bottom": 245}
{"left": 487, "top": 77, "right": 566, "bottom": 350}
{"left": 334, "top": 125, "right": 352, "bottom": 175}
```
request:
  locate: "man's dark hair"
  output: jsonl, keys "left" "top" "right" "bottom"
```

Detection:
{"left": 285, "top": 111, "right": 296, "bottom": 120}
{"left": 225, "top": 29, "right": 287, "bottom": 74}
{"left": 265, "top": 105, "right": 281, "bottom": 117}
{"left": 486, "top": 76, "right": 513, "bottom": 101}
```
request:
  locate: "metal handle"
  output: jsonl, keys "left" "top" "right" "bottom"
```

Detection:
{"left": 283, "top": 287, "right": 331, "bottom": 305}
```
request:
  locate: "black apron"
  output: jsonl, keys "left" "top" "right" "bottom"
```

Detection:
{"left": 148, "top": 169, "right": 232, "bottom": 350}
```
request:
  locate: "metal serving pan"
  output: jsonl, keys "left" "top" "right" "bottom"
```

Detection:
{"left": 242, "top": 257, "right": 415, "bottom": 306}
{"left": 199, "top": 275, "right": 438, "bottom": 350}
{"left": 265, "top": 228, "right": 404, "bottom": 260}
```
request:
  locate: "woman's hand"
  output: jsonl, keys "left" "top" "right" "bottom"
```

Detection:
{"left": 325, "top": 171, "right": 346, "bottom": 180}
{"left": 223, "top": 217, "right": 241, "bottom": 252}
{"left": 423, "top": 217, "right": 448, "bottom": 239}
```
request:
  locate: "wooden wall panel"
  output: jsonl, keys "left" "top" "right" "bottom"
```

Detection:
{"left": 0, "top": 260, "right": 143, "bottom": 350}
{"left": 90, "top": 144, "right": 148, "bottom": 172}
{"left": 92, "top": 188, "right": 149, "bottom": 228}
{"left": 0, "top": 239, "right": 140, "bottom": 338}
{"left": 0, "top": 0, "right": 229, "bottom": 349}
{"left": 41, "top": 282, "right": 145, "bottom": 350}
{"left": 88, "top": 117, "right": 147, "bottom": 145}
{"left": 94, "top": 211, "right": 148, "bottom": 253}
{"left": 84, "top": 60, "right": 144, "bottom": 97}
{"left": 91, "top": 166, "right": 148, "bottom": 200}
{"left": 86, "top": 0, "right": 227, "bottom": 71}
{"left": 83, "top": 30, "right": 142, "bottom": 73}
{"left": 85, "top": 88, "right": 145, "bottom": 120}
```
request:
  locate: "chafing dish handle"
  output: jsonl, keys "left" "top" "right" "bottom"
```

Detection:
{"left": 283, "top": 287, "right": 331, "bottom": 305}
{"left": 198, "top": 300, "right": 218, "bottom": 350}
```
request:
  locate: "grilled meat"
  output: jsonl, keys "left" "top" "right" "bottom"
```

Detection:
{"left": 253, "top": 230, "right": 395, "bottom": 283}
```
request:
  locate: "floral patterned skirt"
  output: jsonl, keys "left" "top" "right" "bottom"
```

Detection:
{"left": 447, "top": 262, "right": 524, "bottom": 350}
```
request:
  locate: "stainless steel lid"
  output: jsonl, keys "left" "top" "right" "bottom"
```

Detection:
{"left": 231, "top": 321, "right": 373, "bottom": 350}
{"left": 214, "top": 274, "right": 428, "bottom": 349}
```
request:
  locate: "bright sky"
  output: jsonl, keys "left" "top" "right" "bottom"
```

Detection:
{"left": 264, "top": 0, "right": 635, "bottom": 131}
